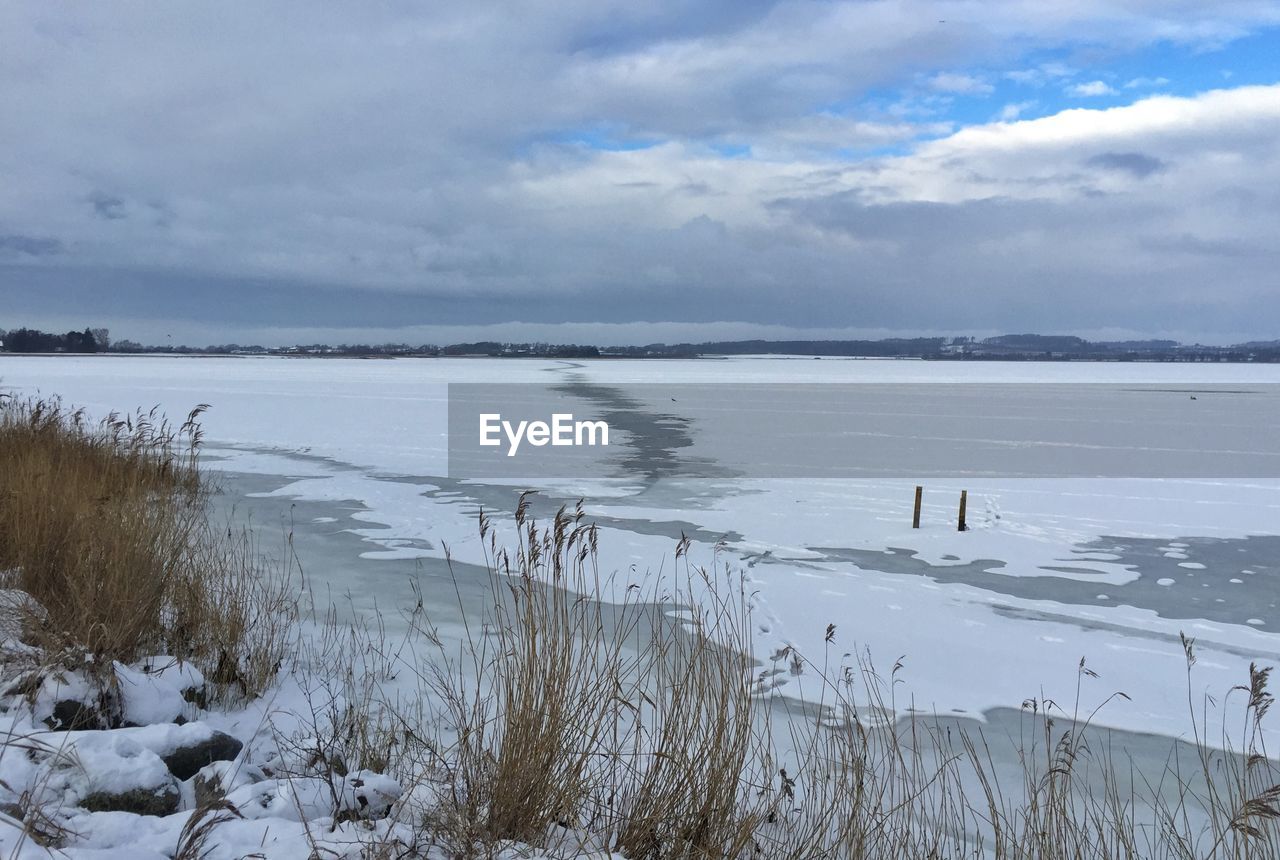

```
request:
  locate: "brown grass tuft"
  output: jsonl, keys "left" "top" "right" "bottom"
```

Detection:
{"left": 0, "top": 393, "right": 295, "bottom": 701}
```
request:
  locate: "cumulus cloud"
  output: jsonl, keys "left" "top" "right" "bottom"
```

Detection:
{"left": 505, "top": 85, "right": 1280, "bottom": 333}
{"left": 1069, "top": 80, "right": 1118, "bottom": 97}
{"left": 1006, "top": 62, "right": 1076, "bottom": 87}
{"left": 998, "top": 101, "right": 1037, "bottom": 121}
{"left": 927, "top": 72, "right": 994, "bottom": 95}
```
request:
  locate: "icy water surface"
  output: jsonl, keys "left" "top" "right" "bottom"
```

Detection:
{"left": 809, "top": 535, "right": 1280, "bottom": 633}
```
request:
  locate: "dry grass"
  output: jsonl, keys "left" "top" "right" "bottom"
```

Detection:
{"left": 0, "top": 392, "right": 296, "bottom": 702}
{"left": 749, "top": 638, "right": 1280, "bottom": 860}
{"left": 173, "top": 798, "right": 243, "bottom": 860}
{"left": 315, "top": 497, "right": 776, "bottom": 858}
{"left": 600, "top": 539, "right": 767, "bottom": 860}
{"left": 420, "top": 497, "right": 648, "bottom": 851}
{"left": 468, "top": 501, "right": 632, "bottom": 846}
{"left": 0, "top": 730, "right": 81, "bottom": 852}
{"left": 340, "top": 500, "right": 1280, "bottom": 859}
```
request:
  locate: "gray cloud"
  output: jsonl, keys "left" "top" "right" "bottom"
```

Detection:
{"left": 87, "top": 191, "right": 127, "bottom": 220}
{"left": 1086, "top": 152, "right": 1167, "bottom": 178}
{"left": 1, "top": 3, "right": 1279, "bottom": 342}
{"left": 0, "top": 234, "right": 63, "bottom": 257}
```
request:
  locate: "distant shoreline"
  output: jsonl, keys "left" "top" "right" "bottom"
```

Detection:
{"left": 2, "top": 351, "right": 1277, "bottom": 363}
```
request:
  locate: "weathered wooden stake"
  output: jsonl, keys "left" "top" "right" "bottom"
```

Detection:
{"left": 958, "top": 490, "right": 968, "bottom": 532}
{"left": 912, "top": 485, "right": 923, "bottom": 529}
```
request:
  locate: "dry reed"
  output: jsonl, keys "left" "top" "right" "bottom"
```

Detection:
{"left": 0, "top": 393, "right": 295, "bottom": 702}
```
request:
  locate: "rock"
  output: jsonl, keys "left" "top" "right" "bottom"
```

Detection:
{"left": 181, "top": 685, "right": 208, "bottom": 710}
{"left": 334, "top": 771, "right": 402, "bottom": 822}
{"left": 223, "top": 772, "right": 399, "bottom": 823}
{"left": 192, "top": 760, "right": 265, "bottom": 808}
{"left": 192, "top": 775, "right": 218, "bottom": 808}
{"left": 192, "top": 771, "right": 224, "bottom": 808}
{"left": 223, "top": 778, "right": 325, "bottom": 821}
{"left": 46, "top": 698, "right": 105, "bottom": 731}
{"left": 80, "top": 784, "right": 180, "bottom": 817}
{"left": 117, "top": 659, "right": 204, "bottom": 726}
{"left": 25, "top": 665, "right": 124, "bottom": 730}
{"left": 161, "top": 731, "right": 243, "bottom": 780}
{"left": 50, "top": 730, "right": 179, "bottom": 817}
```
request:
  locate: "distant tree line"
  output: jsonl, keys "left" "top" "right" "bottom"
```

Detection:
{"left": 1, "top": 327, "right": 109, "bottom": 353}
{"left": 3, "top": 327, "right": 1280, "bottom": 362}
{"left": 603, "top": 338, "right": 947, "bottom": 358}
{"left": 601, "top": 336, "right": 1280, "bottom": 362}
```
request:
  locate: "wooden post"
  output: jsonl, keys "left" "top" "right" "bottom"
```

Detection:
{"left": 912, "top": 485, "right": 923, "bottom": 529}
{"left": 958, "top": 490, "right": 968, "bottom": 532}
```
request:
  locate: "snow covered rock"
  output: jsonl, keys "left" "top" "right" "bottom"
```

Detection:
{"left": 45, "top": 723, "right": 245, "bottom": 795}
{"left": 1, "top": 656, "right": 206, "bottom": 732}
{"left": 192, "top": 759, "right": 266, "bottom": 807}
{"left": 117, "top": 657, "right": 206, "bottom": 726}
{"left": 47, "top": 697, "right": 108, "bottom": 731}
{"left": 224, "top": 770, "right": 402, "bottom": 823}
{"left": 35, "top": 673, "right": 117, "bottom": 731}
{"left": 41, "top": 731, "right": 180, "bottom": 816}
{"left": 80, "top": 721, "right": 244, "bottom": 780}
{"left": 335, "top": 770, "right": 402, "bottom": 822}
{"left": 161, "top": 729, "right": 243, "bottom": 780}
{"left": 9, "top": 722, "right": 242, "bottom": 817}
{"left": 0, "top": 650, "right": 116, "bottom": 731}
{"left": 224, "top": 777, "right": 343, "bottom": 821}
{"left": 80, "top": 783, "right": 180, "bottom": 817}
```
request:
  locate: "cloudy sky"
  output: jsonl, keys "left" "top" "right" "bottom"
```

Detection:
{"left": 2, "top": 2, "right": 1279, "bottom": 346}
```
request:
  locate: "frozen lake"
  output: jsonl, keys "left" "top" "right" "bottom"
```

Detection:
{"left": 3, "top": 354, "right": 1280, "bottom": 747}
